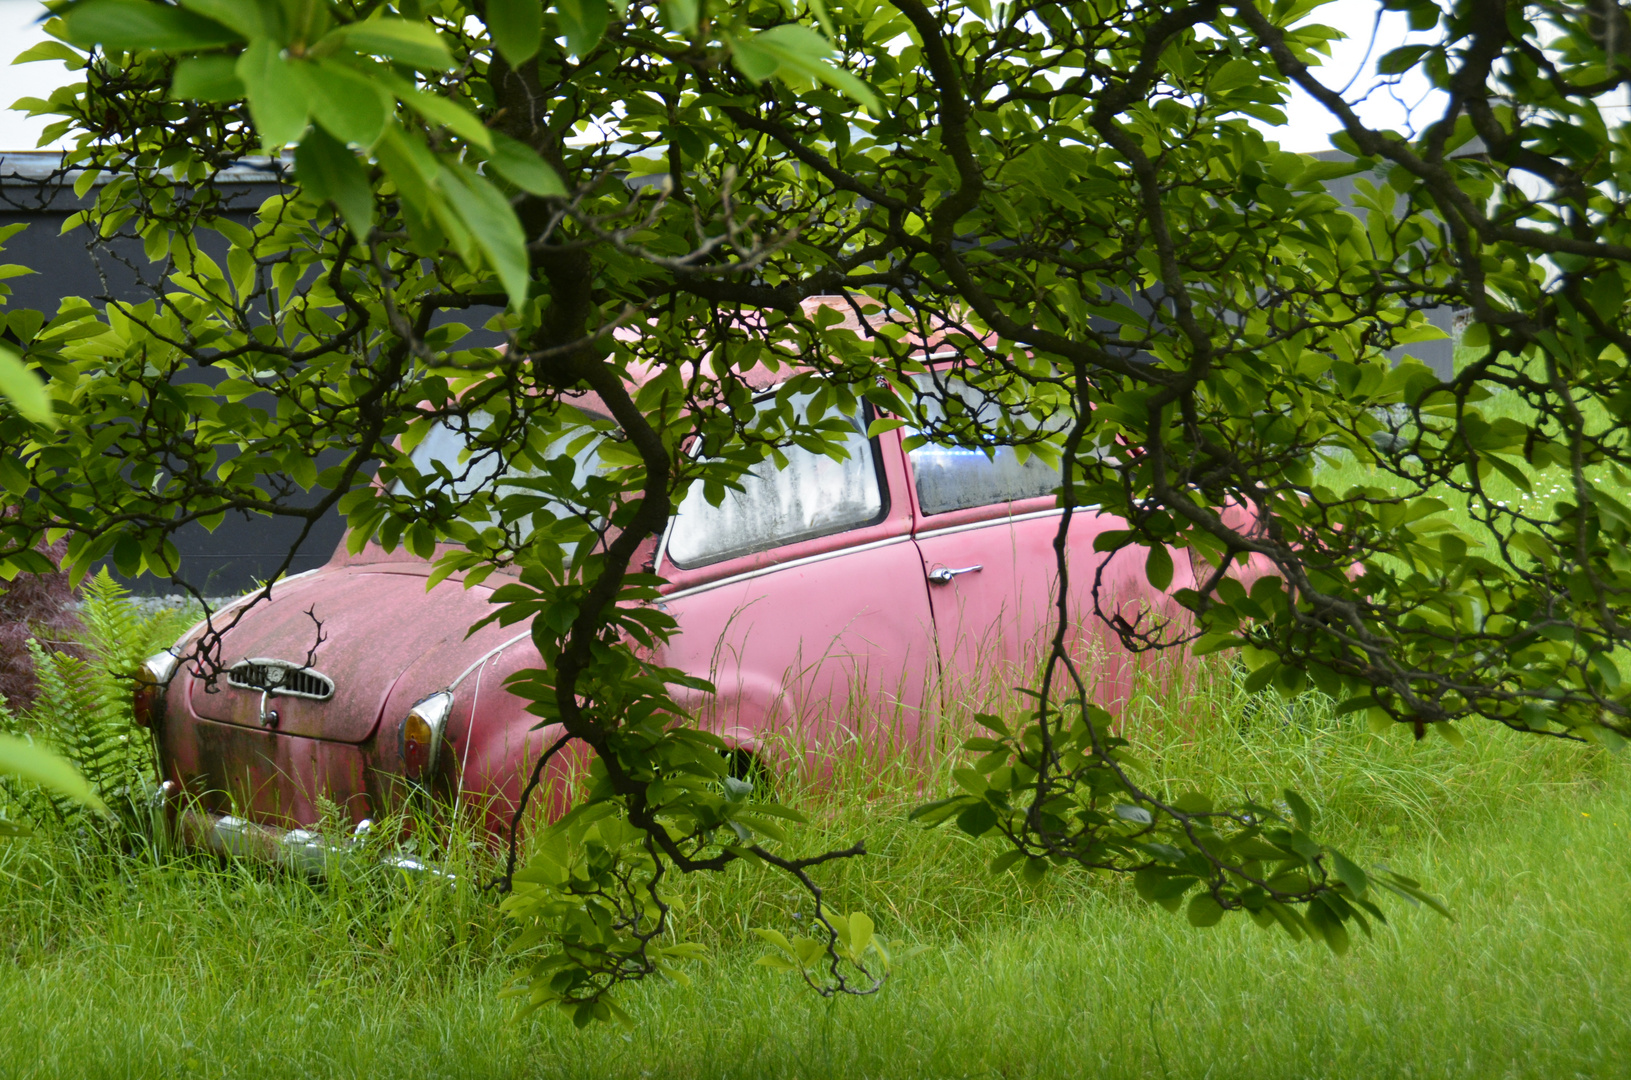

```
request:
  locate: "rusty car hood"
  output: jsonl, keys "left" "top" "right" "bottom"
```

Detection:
{"left": 187, "top": 567, "right": 505, "bottom": 743}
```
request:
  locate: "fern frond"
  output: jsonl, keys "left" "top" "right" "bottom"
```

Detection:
{"left": 1, "top": 573, "right": 198, "bottom": 839}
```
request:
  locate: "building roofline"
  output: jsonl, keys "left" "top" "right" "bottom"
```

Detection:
{"left": 0, "top": 150, "right": 291, "bottom": 187}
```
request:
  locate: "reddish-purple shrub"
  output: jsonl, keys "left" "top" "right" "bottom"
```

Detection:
{"left": 0, "top": 539, "right": 80, "bottom": 710}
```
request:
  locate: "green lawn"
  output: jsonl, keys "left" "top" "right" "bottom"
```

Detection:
{"left": 2, "top": 658, "right": 1627, "bottom": 1079}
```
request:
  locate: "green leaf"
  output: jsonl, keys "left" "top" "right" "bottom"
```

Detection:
{"left": 11, "top": 40, "right": 87, "bottom": 69}
{"left": 743, "top": 800, "right": 808, "bottom": 824}
{"left": 847, "top": 911, "right": 874, "bottom": 957}
{"left": 989, "top": 848, "right": 1025, "bottom": 874}
{"left": 1308, "top": 899, "right": 1350, "bottom": 955}
{"left": 170, "top": 55, "right": 244, "bottom": 101}
{"left": 0, "top": 734, "right": 103, "bottom": 810}
{"left": 907, "top": 795, "right": 964, "bottom": 824}
{"left": 751, "top": 927, "right": 795, "bottom": 954}
{"left": 488, "top": 134, "right": 566, "bottom": 196}
{"left": 972, "top": 712, "right": 1009, "bottom": 736}
{"left": 734, "top": 25, "right": 879, "bottom": 113}
{"left": 179, "top": 0, "right": 282, "bottom": 39}
{"left": 955, "top": 801, "right": 997, "bottom": 836}
{"left": 1377, "top": 44, "right": 1432, "bottom": 76}
{"left": 1114, "top": 803, "right": 1153, "bottom": 825}
{"left": 437, "top": 164, "right": 530, "bottom": 309}
{"left": 1329, "top": 849, "right": 1369, "bottom": 899}
{"left": 295, "top": 126, "right": 375, "bottom": 236}
{"left": 374, "top": 123, "right": 439, "bottom": 209}
{"left": 1434, "top": 721, "right": 1465, "bottom": 748}
{"left": 1094, "top": 529, "right": 1134, "bottom": 552}
{"left": 1186, "top": 893, "right": 1225, "bottom": 927}
{"left": 0, "top": 343, "right": 53, "bottom": 427}
{"left": 661, "top": 0, "right": 698, "bottom": 34}
{"left": 951, "top": 766, "right": 988, "bottom": 796}
{"left": 1172, "top": 791, "right": 1213, "bottom": 815}
{"left": 381, "top": 73, "right": 493, "bottom": 148}
{"left": 556, "top": 0, "right": 610, "bottom": 57}
{"left": 301, "top": 60, "right": 391, "bottom": 147}
{"left": 236, "top": 39, "right": 311, "bottom": 149}
{"left": 1145, "top": 543, "right": 1173, "bottom": 591}
{"left": 1209, "top": 57, "right": 1259, "bottom": 94}
{"left": 322, "top": 18, "right": 453, "bottom": 70}
{"left": 1378, "top": 873, "right": 1454, "bottom": 920}
{"left": 63, "top": 0, "right": 243, "bottom": 52}
{"left": 1229, "top": 835, "right": 1289, "bottom": 861}
{"left": 488, "top": 0, "right": 543, "bottom": 66}
{"left": 1283, "top": 788, "right": 1314, "bottom": 832}
{"left": 866, "top": 416, "right": 907, "bottom": 437}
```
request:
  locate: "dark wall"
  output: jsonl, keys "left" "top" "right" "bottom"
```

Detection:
{"left": 0, "top": 152, "right": 345, "bottom": 595}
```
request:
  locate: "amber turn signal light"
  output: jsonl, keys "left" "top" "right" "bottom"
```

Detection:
{"left": 399, "top": 691, "right": 454, "bottom": 781}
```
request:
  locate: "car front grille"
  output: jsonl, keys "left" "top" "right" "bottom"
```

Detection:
{"left": 227, "top": 659, "right": 335, "bottom": 701}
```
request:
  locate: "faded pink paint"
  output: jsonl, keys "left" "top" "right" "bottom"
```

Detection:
{"left": 155, "top": 421, "right": 1236, "bottom": 840}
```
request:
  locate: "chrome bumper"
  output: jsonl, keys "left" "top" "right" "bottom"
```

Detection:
{"left": 178, "top": 807, "right": 448, "bottom": 879}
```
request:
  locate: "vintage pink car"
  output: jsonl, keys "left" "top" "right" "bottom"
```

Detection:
{"left": 137, "top": 383, "right": 1205, "bottom": 854}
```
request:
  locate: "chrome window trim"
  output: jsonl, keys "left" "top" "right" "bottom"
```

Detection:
{"left": 448, "top": 630, "right": 534, "bottom": 691}
{"left": 661, "top": 532, "right": 915, "bottom": 604}
{"left": 450, "top": 507, "right": 1095, "bottom": 683}
{"left": 911, "top": 506, "right": 1080, "bottom": 541}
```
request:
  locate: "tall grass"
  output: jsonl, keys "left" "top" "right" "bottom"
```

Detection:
{"left": 0, "top": 642, "right": 1623, "bottom": 1079}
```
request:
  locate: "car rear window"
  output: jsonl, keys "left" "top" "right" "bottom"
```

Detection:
{"left": 391, "top": 411, "right": 610, "bottom": 533}
{"left": 398, "top": 419, "right": 508, "bottom": 497}
{"left": 664, "top": 405, "right": 885, "bottom": 569}
{"left": 905, "top": 374, "right": 1062, "bottom": 516}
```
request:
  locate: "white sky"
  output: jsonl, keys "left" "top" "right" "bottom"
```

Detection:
{"left": 1270, "top": 4, "right": 1445, "bottom": 151}
{"left": 0, "top": 0, "right": 1528, "bottom": 155}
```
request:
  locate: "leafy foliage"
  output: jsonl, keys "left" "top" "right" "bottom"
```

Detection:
{"left": 0, "top": 571, "right": 190, "bottom": 834}
{"left": 2, "top": 0, "right": 1628, "bottom": 1018}
{"left": 912, "top": 702, "right": 1447, "bottom": 953}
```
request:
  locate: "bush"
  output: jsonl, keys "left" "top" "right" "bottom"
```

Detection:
{"left": 0, "top": 570, "right": 192, "bottom": 837}
{"left": 0, "top": 538, "right": 77, "bottom": 710}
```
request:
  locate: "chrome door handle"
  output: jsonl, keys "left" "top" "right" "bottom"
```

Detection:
{"left": 928, "top": 564, "right": 983, "bottom": 584}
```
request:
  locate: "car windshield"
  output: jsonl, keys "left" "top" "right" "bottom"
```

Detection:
{"left": 392, "top": 411, "right": 610, "bottom": 533}
{"left": 905, "top": 373, "right": 1063, "bottom": 515}
{"left": 664, "top": 397, "right": 884, "bottom": 568}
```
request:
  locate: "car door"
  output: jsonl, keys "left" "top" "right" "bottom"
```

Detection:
{"left": 653, "top": 403, "right": 937, "bottom": 756}
{"left": 906, "top": 438, "right": 1069, "bottom": 703}
{"left": 904, "top": 381, "right": 1191, "bottom": 714}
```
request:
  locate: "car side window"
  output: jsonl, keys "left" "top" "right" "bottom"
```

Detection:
{"left": 664, "top": 407, "right": 885, "bottom": 569}
{"left": 905, "top": 375, "right": 1062, "bottom": 515}
{"left": 910, "top": 444, "right": 1061, "bottom": 516}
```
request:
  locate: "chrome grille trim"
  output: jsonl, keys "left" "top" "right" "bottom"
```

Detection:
{"left": 227, "top": 658, "right": 335, "bottom": 701}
